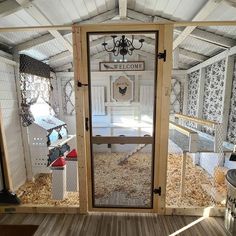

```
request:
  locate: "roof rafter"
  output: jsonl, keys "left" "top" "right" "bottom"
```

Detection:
{"left": 127, "top": 9, "right": 236, "bottom": 49}
{"left": 173, "top": 0, "right": 223, "bottom": 49}
{"left": 12, "top": 9, "right": 118, "bottom": 53}
{"left": 15, "top": 0, "right": 73, "bottom": 52}
{"left": 179, "top": 48, "right": 209, "bottom": 62}
{"left": 0, "top": 0, "right": 22, "bottom": 18}
{"left": 119, "top": 0, "right": 127, "bottom": 19}
{"left": 12, "top": 8, "right": 236, "bottom": 56}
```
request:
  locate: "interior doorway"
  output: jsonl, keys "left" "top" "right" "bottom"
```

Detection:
{"left": 88, "top": 32, "right": 158, "bottom": 208}
{"left": 73, "top": 24, "right": 173, "bottom": 213}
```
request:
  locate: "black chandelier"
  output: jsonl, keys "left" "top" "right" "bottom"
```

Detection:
{"left": 102, "top": 35, "right": 145, "bottom": 61}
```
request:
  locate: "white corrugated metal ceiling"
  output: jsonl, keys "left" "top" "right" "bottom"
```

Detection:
{"left": 0, "top": 0, "right": 235, "bottom": 71}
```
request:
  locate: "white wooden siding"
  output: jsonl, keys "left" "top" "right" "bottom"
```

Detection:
{"left": 0, "top": 61, "right": 26, "bottom": 190}
{"left": 140, "top": 85, "right": 154, "bottom": 113}
{"left": 91, "top": 86, "right": 105, "bottom": 115}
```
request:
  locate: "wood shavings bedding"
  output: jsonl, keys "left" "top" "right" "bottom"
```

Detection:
{"left": 16, "top": 152, "right": 226, "bottom": 208}
{"left": 16, "top": 174, "right": 79, "bottom": 206}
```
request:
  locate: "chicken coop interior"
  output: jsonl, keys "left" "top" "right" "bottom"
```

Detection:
{"left": 0, "top": 0, "right": 236, "bottom": 220}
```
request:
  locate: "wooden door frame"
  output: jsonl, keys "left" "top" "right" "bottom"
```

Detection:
{"left": 73, "top": 23, "right": 173, "bottom": 214}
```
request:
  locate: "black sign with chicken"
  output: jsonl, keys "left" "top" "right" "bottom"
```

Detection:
{"left": 119, "top": 87, "right": 127, "bottom": 96}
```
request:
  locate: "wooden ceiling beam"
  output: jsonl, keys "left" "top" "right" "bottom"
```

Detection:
{"left": 179, "top": 48, "right": 209, "bottom": 62}
{"left": 0, "top": 0, "right": 22, "bottom": 18}
{"left": 12, "top": 9, "right": 118, "bottom": 52}
{"left": 128, "top": 9, "right": 236, "bottom": 49}
{"left": 119, "top": 0, "right": 127, "bottom": 19}
{"left": 173, "top": 0, "right": 223, "bottom": 49}
{"left": 15, "top": 0, "right": 73, "bottom": 52}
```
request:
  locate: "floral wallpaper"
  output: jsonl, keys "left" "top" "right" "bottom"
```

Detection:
{"left": 186, "top": 70, "right": 200, "bottom": 128}
{"left": 227, "top": 61, "right": 236, "bottom": 143}
{"left": 202, "top": 60, "right": 225, "bottom": 135}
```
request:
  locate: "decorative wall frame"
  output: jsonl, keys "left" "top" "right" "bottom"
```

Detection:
{"left": 111, "top": 75, "right": 134, "bottom": 102}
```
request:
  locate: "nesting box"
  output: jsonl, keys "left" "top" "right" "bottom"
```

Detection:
{"left": 50, "top": 157, "right": 67, "bottom": 200}
{"left": 28, "top": 115, "right": 69, "bottom": 176}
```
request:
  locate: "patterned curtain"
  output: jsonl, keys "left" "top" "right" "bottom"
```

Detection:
{"left": 19, "top": 73, "right": 52, "bottom": 126}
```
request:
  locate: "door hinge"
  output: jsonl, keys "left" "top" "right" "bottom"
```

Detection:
{"left": 77, "top": 81, "right": 88, "bottom": 87}
{"left": 85, "top": 117, "right": 89, "bottom": 131}
{"left": 157, "top": 50, "right": 166, "bottom": 62}
{"left": 153, "top": 187, "right": 161, "bottom": 196}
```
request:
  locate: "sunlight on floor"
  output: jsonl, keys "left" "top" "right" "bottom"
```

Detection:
{"left": 169, "top": 206, "right": 214, "bottom": 236}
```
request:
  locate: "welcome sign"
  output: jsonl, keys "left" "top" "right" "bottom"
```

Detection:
{"left": 99, "top": 61, "right": 145, "bottom": 71}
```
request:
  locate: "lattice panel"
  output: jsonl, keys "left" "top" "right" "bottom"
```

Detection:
{"left": 63, "top": 79, "right": 75, "bottom": 115}
{"left": 170, "top": 78, "right": 183, "bottom": 114}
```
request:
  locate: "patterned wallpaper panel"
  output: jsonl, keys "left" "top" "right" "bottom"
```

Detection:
{"left": 202, "top": 60, "right": 225, "bottom": 135}
{"left": 186, "top": 70, "right": 200, "bottom": 128}
{"left": 186, "top": 70, "right": 200, "bottom": 117}
{"left": 227, "top": 60, "right": 236, "bottom": 143}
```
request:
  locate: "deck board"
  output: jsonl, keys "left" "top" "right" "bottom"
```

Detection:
{"left": 0, "top": 213, "right": 230, "bottom": 235}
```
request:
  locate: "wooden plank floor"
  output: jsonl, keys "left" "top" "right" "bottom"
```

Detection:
{"left": 0, "top": 213, "right": 231, "bottom": 236}
{"left": 95, "top": 191, "right": 148, "bottom": 207}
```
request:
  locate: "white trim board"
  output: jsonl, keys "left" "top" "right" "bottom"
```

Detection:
{"left": 187, "top": 45, "right": 236, "bottom": 74}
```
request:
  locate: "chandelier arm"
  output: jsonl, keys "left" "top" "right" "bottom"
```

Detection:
{"left": 127, "top": 50, "right": 133, "bottom": 56}
{"left": 126, "top": 38, "right": 132, "bottom": 47}
{"left": 131, "top": 41, "right": 144, "bottom": 50}
{"left": 115, "top": 40, "right": 120, "bottom": 48}
{"left": 131, "top": 35, "right": 134, "bottom": 45}
{"left": 101, "top": 35, "right": 144, "bottom": 60}
{"left": 114, "top": 46, "right": 120, "bottom": 56}
{"left": 104, "top": 46, "right": 116, "bottom": 53}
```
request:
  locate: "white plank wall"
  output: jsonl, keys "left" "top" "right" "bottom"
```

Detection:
{"left": 91, "top": 86, "right": 105, "bottom": 115}
{"left": 0, "top": 61, "right": 26, "bottom": 190}
{"left": 140, "top": 85, "right": 154, "bottom": 113}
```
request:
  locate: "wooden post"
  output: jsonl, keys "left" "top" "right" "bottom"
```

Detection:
{"left": 182, "top": 74, "right": 188, "bottom": 119}
{"left": 221, "top": 55, "right": 234, "bottom": 141}
{"left": 180, "top": 151, "right": 187, "bottom": 197}
{"left": 189, "top": 133, "right": 198, "bottom": 153}
{"left": 196, "top": 67, "right": 206, "bottom": 130}
{"left": 0, "top": 108, "right": 13, "bottom": 190}
{"left": 154, "top": 24, "right": 173, "bottom": 214}
{"left": 72, "top": 25, "right": 88, "bottom": 214}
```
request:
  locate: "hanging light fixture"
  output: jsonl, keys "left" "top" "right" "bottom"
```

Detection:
{"left": 102, "top": 35, "right": 145, "bottom": 61}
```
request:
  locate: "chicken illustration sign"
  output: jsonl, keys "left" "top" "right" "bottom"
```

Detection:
{"left": 112, "top": 76, "right": 133, "bottom": 102}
